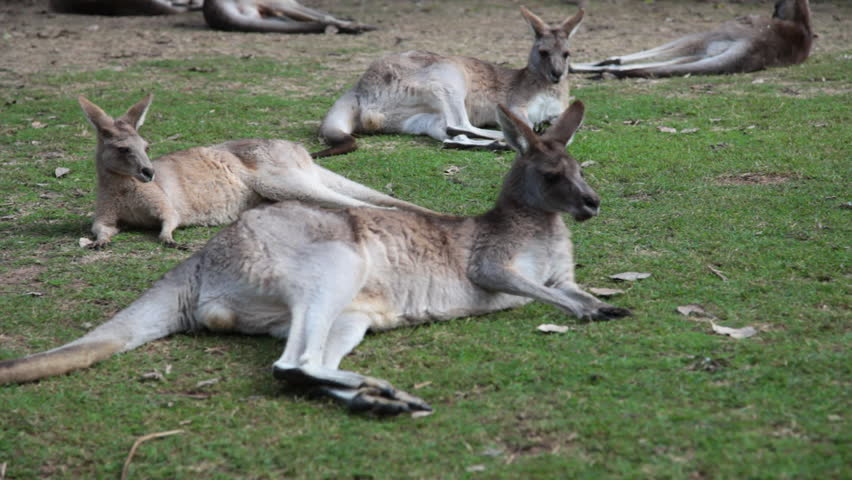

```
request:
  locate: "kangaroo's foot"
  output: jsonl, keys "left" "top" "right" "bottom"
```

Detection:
{"left": 589, "top": 304, "right": 633, "bottom": 322}
{"left": 446, "top": 126, "right": 494, "bottom": 140}
{"left": 316, "top": 384, "right": 433, "bottom": 415}
{"left": 442, "top": 136, "right": 509, "bottom": 151}
{"left": 273, "top": 364, "right": 431, "bottom": 415}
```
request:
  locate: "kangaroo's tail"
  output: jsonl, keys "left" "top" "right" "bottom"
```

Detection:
{"left": 0, "top": 255, "right": 201, "bottom": 384}
{"left": 312, "top": 90, "right": 360, "bottom": 158}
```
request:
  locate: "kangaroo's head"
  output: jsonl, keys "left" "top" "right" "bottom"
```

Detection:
{"left": 497, "top": 100, "right": 599, "bottom": 221}
{"left": 773, "top": 0, "right": 812, "bottom": 32}
{"left": 521, "top": 6, "right": 584, "bottom": 84}
{"left": 78, "top": 94, "right": 155, "bottom": 183}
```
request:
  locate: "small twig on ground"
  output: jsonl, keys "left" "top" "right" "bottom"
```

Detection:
{"left": 707, "top": 264, "right": 729, "bottom": 282}
{"left": 121, "top": 429, "right": 184, "bottom": 480}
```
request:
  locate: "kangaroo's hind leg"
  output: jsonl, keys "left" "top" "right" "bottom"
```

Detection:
{"left": 313, "top": 311, "right": 432, "bottom": 414}
{"left": 268, "top": 241, "right": 429, "bottom": 414}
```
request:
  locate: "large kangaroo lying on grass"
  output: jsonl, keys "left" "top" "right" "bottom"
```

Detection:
{"left": 0, "top": 101, "right": 630, "bottom": 414}
{"left": 203, "top": 0, "right": 376, "bottom": 34}
{"left": 79, "top": 94, "right": 434, "bottom": 248}
{"left": 313, "top": 6, "right": 584, "bottom": 157}
{"left": 571, "top": 0, "right": 813, "bottom": 78}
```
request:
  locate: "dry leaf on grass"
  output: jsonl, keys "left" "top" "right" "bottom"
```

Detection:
{"left": 676, "top": 305, "right": 757, "bottom": 339}
{"left": 609, "top": 271, "right": 651, "bottom": 282}
{"left": 195, "top": 378, "right": 219, "bottom": 388}
{"left": 680, "top": 128, "right": 699, "bottom": 134}
{"left": 140, "top": 371, "right": 165, "bottom": 382}
{"left": 466, "top": 465, "right": 486, "bottom": 473}
{"left": 54, "top": 167, "right": 70, "bottom": 178}
{"left": 537, "top": 324, "right": 570, "bottom": 334}
{"left": 589, "top": 287, "right": 624, "bottom": 297}
{"left": 31, "top": 121, "right": 46, "bottom": 129}
{"left": 711, "top": 322, "right": 757, "bottom": 339}
{"left": 481, "top": 447, "right": 503, "bottom": 457}
{"left": 413, "top": 381, "right": 432, "bottom": 390}
{"left": 411, "top": 410, "right": 433, "bottom": 419}
{"left": 78, "top": 237, "right": 93, "bottom": 248}
{"left": 676, "top": 304, "right": 715, "bottom": 318}
{"left": 580, "top": 160, "right": 597, "bottom": 168}
{"left": 657, "top": 126, "right": 677, "bottom": 133}
{"left": 443, "top": 165, "right": 461, "bottom": 176}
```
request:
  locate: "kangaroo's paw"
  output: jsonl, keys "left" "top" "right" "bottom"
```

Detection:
{"left": 590, "top": 305, "right": 633, "bottom": 322}
{"left": 89, "top": 239, "right": 110, "bottom": 250}
{"left": 161, "top": 239, "right": 188, "bottom": 250}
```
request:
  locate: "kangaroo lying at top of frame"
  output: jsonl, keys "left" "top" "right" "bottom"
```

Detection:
{"left": 78, "top": 94, "right": 434, "bottom": 248}
{"left": 571, "top": 0, "right": 813, "bottom": 78}
{"left": 0, "top": 101, "right": 631, "bottom": 414}
{"left": 313, "top": 6, "right": 585, "bottom": 157}
{"left": 49, "top": 0, "right": 202, "bottom": 15}
{"left": 203, "top": 0, "right": 376, "bottom": 34}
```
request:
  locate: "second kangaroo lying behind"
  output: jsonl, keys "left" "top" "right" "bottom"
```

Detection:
{"left": 79, "top": 94, "right": 434, "bottom": 247}
{"left": 0, "top": 100, "right": 631, "bottom": 414}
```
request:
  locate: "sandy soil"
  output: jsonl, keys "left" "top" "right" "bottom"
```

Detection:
{"left": 0, "top": 0, "right": 848, "bottom": 92}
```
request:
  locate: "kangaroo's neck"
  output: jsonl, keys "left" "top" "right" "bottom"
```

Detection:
{"left": 517, "top": 64, "right": 568, "bottom": 99}
{"left": 94, "top": 146, "right": 136, "bottom": 191}
{"left": 480, "top": 183, "right": 563, "bottom": 235}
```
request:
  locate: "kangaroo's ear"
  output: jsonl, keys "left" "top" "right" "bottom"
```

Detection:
{"left": 78, "top": 95, "right": 115, "bottom": 137}
{"left": 119, "top": 94, "right": 153, "bottom": 131}
{"left": 497, "top": 104, "right": 542, "bottom": 155}
{"left": 559, "top": 9, "right": 584, "bottom": 39}
{"left": 520, "top": 6, "right": 548, "bottom": 38}
{"left": 542, "top": 100, "right": 585, "bottom": 147}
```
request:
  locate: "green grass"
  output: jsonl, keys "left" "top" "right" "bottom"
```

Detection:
{"left": 0, "top": 52, "right": 850, "bottom": 479}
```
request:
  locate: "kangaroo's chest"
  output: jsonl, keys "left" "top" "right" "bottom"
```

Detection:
{"left": 525, "top": 92, "right": 565, "bottom": 127}
{"left": 109, "top": 183, "right": 167, "bottom": 228}
{"left": 157, "top": 151, "right": 264, "bottom": 226}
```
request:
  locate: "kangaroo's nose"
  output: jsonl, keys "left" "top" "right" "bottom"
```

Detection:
{"left": 140, "top": 167, "right": 155, "bottom": 182}
{"left": 582, "top": 193, "right": 600, "bottom": 210}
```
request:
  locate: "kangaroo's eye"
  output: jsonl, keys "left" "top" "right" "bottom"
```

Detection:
{"left": 117, "top": 147, "right": 130, "bottom": 154}
{"left": 543, "top": 171, "right": 562, "bottom": 183}
{"left": 563, "top": 51, "right": 570, "bottom": 59}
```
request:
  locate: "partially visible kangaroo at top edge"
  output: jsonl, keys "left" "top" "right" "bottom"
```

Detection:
{"left": 202, "top": 0, "right": 376, "bottom": 34}
{"left": 0, "top": 100, "right": 631, "bottom": 414}
{"left": 49, "top": 0, "right": 201, "bottom": 15}
{"left": 571, "top": 0, "right": 814, "bottom": 77}
{"left": 79, "top": 94, "right": 435, "bottom": 248}
{"left": 313, "top": 6, "right": 585, "bottom": 157}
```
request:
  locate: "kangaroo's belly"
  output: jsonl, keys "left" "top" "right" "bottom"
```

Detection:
{"left": 350, "top": 275, "right": 531, "bottom": 331}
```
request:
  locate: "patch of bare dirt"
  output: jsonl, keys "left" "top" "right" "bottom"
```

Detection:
{"left": 0, "top": 264, "right": 45, "bottom": 288}
{"left": 716, "top": 172, "right": 799, "bottom": 185}
{"left": 0, "top": 0, "right": 848, "bottom": 92}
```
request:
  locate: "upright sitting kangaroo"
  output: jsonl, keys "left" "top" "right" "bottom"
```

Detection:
{"left": 571, "top": 0, "right": 813, "bottom": 77}
{"left": 0, "top": 101, "right": 631, "bottom": 414}
{"left": 79, "top": 94, "right": 434, "bottom": 248}
{"left": 314, "top": 6, "right": 584, "bottom": 157}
